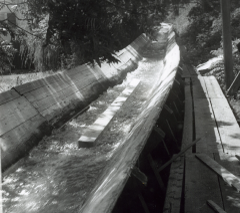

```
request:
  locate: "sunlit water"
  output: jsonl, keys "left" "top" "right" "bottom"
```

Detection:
{"left": 2, "top": 51, "right": 164, "bottom": 213}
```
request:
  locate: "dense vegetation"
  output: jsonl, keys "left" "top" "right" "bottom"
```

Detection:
{"left": 0, "top": 0, "right": 170, "bottom": 73}
{"left": 178, "top": 0, "right": 240, "bottom": 66}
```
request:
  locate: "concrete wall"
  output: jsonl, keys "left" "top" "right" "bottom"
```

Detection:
{"left": 0, "top": 34, "right": 150, "bottom": 171}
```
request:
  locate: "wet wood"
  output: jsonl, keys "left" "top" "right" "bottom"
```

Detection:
{"left": 78, "top": 79, "right": 140, "bottom": 147}
{"left": 79, "top": 28, "right": 179, "bottom": 213}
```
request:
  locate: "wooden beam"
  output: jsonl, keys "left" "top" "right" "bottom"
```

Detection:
{"left": 78, "top": 79, "right": 140, "bottom": 148}
{"left": 153, "top": 126, "right": 165, "bottom": 138}
{"left": 147, "top": 154, "right": 165, "bottom": 192}
{"left": 185, "top": 154, "right": 223, "bottom": 213}
{"left": 196, "top": 154, "right": 240, "bottom": 192}
{"left": 235, "top": 155, "right": 240, "bottom": 161}
{"left": 132, "top": 167, "right": 148, "bottom": 186}
{"left": 138, "top": 193, "right": 151, "bottom": 213}
{"left": 220, "top": 0, "right": 234, "bottom": 89}
{"left": 153, "top": 127, "right": 170, "bottom": 156}
{"left": 226, "top": 71, "right": 240, "bottom": 95}
{"left": 207, "top": 200, "right": 227, "bottom": 213}
{"left": 157, "top": 138, "right": 201, "bottom": 172}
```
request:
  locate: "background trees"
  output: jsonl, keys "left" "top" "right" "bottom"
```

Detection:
{"left": 0, "top": 0, "right": 169, "bottom": 73}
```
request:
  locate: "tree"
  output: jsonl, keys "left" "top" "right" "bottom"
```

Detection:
{"left": 0, "top": 2, "right": 18, "bottom": 73}
{"left": 0, "top": 0, "right": 168, "bottom": 72}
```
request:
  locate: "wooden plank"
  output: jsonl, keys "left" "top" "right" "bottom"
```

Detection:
{"left": 203, "top": 76, "right": 225, "bottom": 99}
{"left": 196, "top": 154, "right": 240, "bottom": 192}
{"left": 181, "top": 78, "right": 193, "bottom": 154}
{"left": 185, "top": 154, "right": 223, "bottom": 213}
{"left": 191, "top": 76, "right": 208, "bottom": 99}
{"left": 184, "top": 64, "right": 197, "bottom": 76}
{"left": 158, "top": 138, "right": 201, "bottom": 173}
{"left": 208, "top": 96, "right": 240, "bottom": 155}
{"left": 78, "top": 79, "right": 140, "bottom": 147}
{"left": 207, "top": 200, "right": 227, "bottom": 213}
{"left": 163, "top": 156, "right": 184, "bottom": 213}
{"left": 194, "top": 98, "right": 221, "bottom": 154}
{"left": 235, "top": 155, "right": 240, "bottom": 161}
{"left": 138, "top": 193, "right": 150, "bottom": 213}
{"left": 214, "top": 153, "right": 240, "bottom": 212}
{"left": 148, "top": 154, "right": 165, "bottom": 191}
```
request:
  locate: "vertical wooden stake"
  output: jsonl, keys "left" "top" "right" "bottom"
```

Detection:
{"left": 147, "top": 154, "right": 165, "bottom": 192}
{"left": 138, "top": 193, "right": 151, "bottom": 213}
{"left": 220, "top": 0, "right": 234, "bottom": 90}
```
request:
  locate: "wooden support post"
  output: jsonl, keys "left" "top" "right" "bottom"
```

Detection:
{"left": 220, "top": 0, "right": 234, "bottom": 90}
{"left": 226, "top": 71, "right": 240, "bottom": 95}
{"left": 132, "top": 167, "right": 148, "bottom": 186}
{"left": 235, "top": 155, "right": 240, "bottom": 161}
{"left": 138, "top": 193, "right": 151, "bottom": 213}
{"left": 207, "top": 200, "right": 227, "bottom": 213}
{"left": 172, "top": 91, "right": 183, "bottom": 107}
{"left": 166, "top": 119, "right": 179, "bottom": 147}
{"left": 147, "top": 154, "right": 165, "bottom": 192}
{"left": 153, "top": 126, "right": 165, "bottom": 138}
{"left": 153, "top": 126, "right": 170, "bottom": 156}
{"left": 173, "top": 101, "right": 181, "bottom": 118}
{"left": 158, "top": 138, "right": 201, "bottom": 172}
{"left": 164, "top": 104, "right": 173, "bottom": 114}
{"left": 164, "top": 104, "right": 179, "bottom": 123}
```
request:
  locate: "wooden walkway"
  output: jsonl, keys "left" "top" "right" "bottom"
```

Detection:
{"left": 164, "top": 64, "right": 240, "bottom": 213}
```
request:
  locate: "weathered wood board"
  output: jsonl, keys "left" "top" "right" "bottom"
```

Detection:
{"left": 78, "top": 79, "right": 140, "bottom": 147}
{"left": 214, "top": 153, "right": 240, "bottom": 212}
{"left": 185, "top": 154, "right": 223, "bottom": 213}
{"left": 193, "top": 98, "right": 221, "bottom": 154}
{"left": 202, "top": 76, "right": 240, "bottom": 155}
{"left": 207, "top": 200, "right": 227, "bottom": 213}
{"left": 163, "top": 156, "right": 184, "bottom": 213}
{"left": 196, "top": 154, "right": 240, "bottom": 191}
{"left": 181, "top": 78, "right": 193, "bottom": 154}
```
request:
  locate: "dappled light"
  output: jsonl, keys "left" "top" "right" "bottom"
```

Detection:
{"left": 2, "top": 36, "right": 167, "bottom": 213}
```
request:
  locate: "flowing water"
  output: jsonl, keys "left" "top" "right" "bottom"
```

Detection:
{"left": 2, "top": 52, "right": 164, "bottom": 213}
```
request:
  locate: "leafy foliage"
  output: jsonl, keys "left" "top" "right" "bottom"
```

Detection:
{"left": 0, "top": 15, "right": 17, "bottom": 73}
{"left": 0, "top": 0, "right": 169, "bottom": 72}
{"left": 179, "top": 0, "right": 240, "bottom": 66}
{"left": 16, "top": 0, "right": 167, "bottom": 71}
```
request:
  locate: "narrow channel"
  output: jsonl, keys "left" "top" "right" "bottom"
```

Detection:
{"left": 2, "top": 49, "right": 165, "bottom": 213}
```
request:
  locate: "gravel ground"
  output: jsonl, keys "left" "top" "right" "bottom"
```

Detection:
{"left": 2, "top": 44, "right": 165, "bottom": 213}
